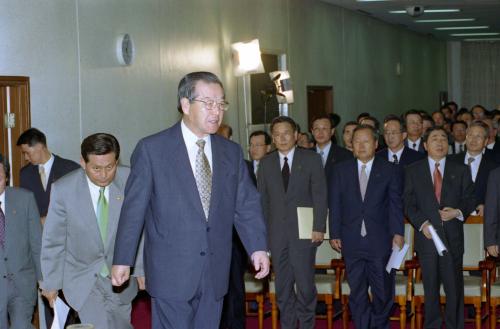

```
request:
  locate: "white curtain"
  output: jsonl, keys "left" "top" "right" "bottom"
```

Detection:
{"left": 461, "top": 42, "right": 500, "bottom": 110}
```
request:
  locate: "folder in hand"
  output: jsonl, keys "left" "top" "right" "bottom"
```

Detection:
{"left": 297, "top": 207, "right": 329, "bottom": 240}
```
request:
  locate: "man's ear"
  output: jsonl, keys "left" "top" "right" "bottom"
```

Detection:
{"left": 180, "top": 97, "right": 191, "bottom": 115}
{"left": 79, "top": 157, "right": 86, "bottom": 169}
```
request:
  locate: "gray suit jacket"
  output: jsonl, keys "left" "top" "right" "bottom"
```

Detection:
{"left": 258, "top": 148, "right": 328, "bottom": 251}
{"left": 0, "top": 187, "right": 41, "bottom": 307}
{"left": 41, "top": 167, "right": 143, "bottom": 311}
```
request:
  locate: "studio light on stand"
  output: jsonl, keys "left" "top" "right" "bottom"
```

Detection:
{"left": 231, "top": 39, "right": 265, "bottom": 144}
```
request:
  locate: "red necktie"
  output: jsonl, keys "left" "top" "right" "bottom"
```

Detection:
{"left": 433, "top": 162, "right": 442, "bottom": 203}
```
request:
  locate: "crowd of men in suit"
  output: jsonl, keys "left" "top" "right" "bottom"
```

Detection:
{"left": 1, "top": 70, "right": 500, "bottom": 329}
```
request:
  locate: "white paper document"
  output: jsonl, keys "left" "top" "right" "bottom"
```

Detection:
{"left": 297, "top": 207, "right": 330, "bottom": 239}
{"left": 428, "top": 225, "right": 447, "bottom": 256}
{"left": 385, "top": 243, "right": 410, "bottom": 273}
{"left": 50, "top": 297, "right": 70, "bottom": 329}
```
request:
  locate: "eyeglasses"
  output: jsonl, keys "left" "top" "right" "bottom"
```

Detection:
{"left": 191, "top": 98, "right": 229, "bottom": 112}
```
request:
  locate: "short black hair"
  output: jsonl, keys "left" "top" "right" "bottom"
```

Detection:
{"left": 450, "top": 120, "right": 467, "bottom": 131}
{"left": 422, "top": 126, "right": 448, "bottom": 143}
{"left": 356, "top": 112, "right": 371, "bottom": 123}
{"left": 270, "top": 116, "right": 297, "bottom": 133}
{"left": 16, "top": 128, "right": 47, "bottom": 147}
{"left": 383, "top": 115, "right": 406, "bottom": 132}
{"left": 311, "top": 114, "right": 333, "bottom": 129}
{"left": 403, "top": 109, "right": 423, "bottom": 122}
{"left": 352, "top": 124, "right": 379, "bottom": 142}
{"left": 342, "top": 121, "right": 358, "bottom": 134}
{"left": 0, "top": 153, "right": 10, "bottom": 181}
{"left": 177, "top": 71, "right": 224, "bottom": 113}
{"left": 81, "top": 133, "right": 120, "bottom": 163}
{"left": 249, "top": 130, "right": 271, "bottom": 145}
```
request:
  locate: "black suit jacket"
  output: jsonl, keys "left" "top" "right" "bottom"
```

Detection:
{"left": 404, "top": 139, "right": 426, "bottom": 154}
{"left": 376, "top": 147, "right": 425, "bottom": 167}
{"left": 448, "top": 152, "right": 498, "bottom": 204}
{"left": 245, "top": 160, "right": 257, "bottom": 186}
{"left": 484, "top": 167, "right": 500, "bottom": 247}
{"left": 20, "top": 154, "right": 80, "bottom": 217}
{"left": 312, "top": 143, "right": 353, "bottom": 181}
{"left": 404, "top": 158, "right": 476, "bottom": 255}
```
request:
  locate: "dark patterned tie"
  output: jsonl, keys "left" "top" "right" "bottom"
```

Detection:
{"left": 0, "top": 202, "right": 5, "bottom": 249}
{"left": 392, "top": 154, "right": 399, "bottom": 165}
{"left": 282, "top": 157, "right": 290, "bottom": 192}
{"left": 195, "top": 139, "right": 212, "bottom": 220}
{"left": 413, "top": 142, "right": 417, "bottom": 150}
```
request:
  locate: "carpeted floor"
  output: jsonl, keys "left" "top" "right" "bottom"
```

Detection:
{"left": 131, "top": 294, "right": 488, "bottom": 329}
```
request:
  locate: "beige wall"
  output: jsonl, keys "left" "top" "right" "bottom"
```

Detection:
{"left": 0, "top": 0, "right": 447, "bottom": 163}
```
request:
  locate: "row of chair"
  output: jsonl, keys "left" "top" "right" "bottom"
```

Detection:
{"left": 244, "top": 216, "right": 500, "bottom": 329}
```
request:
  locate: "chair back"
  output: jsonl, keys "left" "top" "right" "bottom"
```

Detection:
{"left": 316, "top": 240, "right": 341, "bottom": 268}
{"left": 463, "top": 216, "right": 484, "bottom": 270}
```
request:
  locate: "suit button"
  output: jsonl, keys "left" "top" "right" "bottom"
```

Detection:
{"left": 3, "top": 275, "right": 6, "bottom": 278}
{"left": 94, "top": 274, "right": 98, "bottom": 277}
{"left": 4, "top": 258, "right": 7, "bottom": 261}
{"left": 206, "top": 227, "right": 210, "bottom": 232}
{"left": 200, "top": 252, "right": 206, "bottom": 256}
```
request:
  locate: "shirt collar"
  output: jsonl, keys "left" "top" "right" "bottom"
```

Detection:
{"left": 279, "top": 147, "right": 296, "bottom": 162}
{"left": 40, "top": 153, "right": 54, "bottom": 171}
{"left": 181, "top": 119, "right": 210, "bottom": 147}
{"left": 389, "top": 146, "right": 404, "bottom": 159}
{"left": 427, "top": 156, "right": 446, "bottom": 174}
{"left": 0, "top": 190, "right": 5, "bottom": 210}
{"left": 316, "top": 141, "right": 332, "bottom": 154}
{"left": 357, "top": 157, "right": 374, "bottom": 173}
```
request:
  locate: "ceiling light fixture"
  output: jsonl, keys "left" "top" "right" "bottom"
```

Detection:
{"left": 451, "top": 32, "right": 500, "bottom": 37}
{"left": 416, "top": 18, "right": 476, "bottom": 23}
{"left": 435, "top": 26, "right": 488, "bottom": 31}
{"left": 389, "top": 9, "right": 460, "bottom": 14}
{"left": 464, "top": 38, "right": 500, "bottom": 42}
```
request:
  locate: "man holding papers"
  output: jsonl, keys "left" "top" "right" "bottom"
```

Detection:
{"left": 329, "top": 124, "right": 404, "bottom": 329}
{"left": 404, "top": 126, "right": 475, "bottom": 329}
{"left": 258, "top": 116, "right": 327, "bottom": 329}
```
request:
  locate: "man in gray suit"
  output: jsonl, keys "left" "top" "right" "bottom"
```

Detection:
{"left": 0, "top": 154, "right": 41, "bottom": 328}
{"left": 40, "top": 133, "right": 144, "bottom": 329}
{"left": 258, "top": 116, "right": 328, "bottom": 329}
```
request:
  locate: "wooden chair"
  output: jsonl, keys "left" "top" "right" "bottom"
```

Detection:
{"left": 244, "top": 270, "right": 267, "bottom": 329}
{"left": 410, "top": 215, "right": 489, "bottom": 329}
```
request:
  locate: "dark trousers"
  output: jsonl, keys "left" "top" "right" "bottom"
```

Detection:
{"left": 344, "top": 238, "right": 394, "bottom": 329}
{"left": 419, "top": 250, "right": 464, "bottom": 329}
{"left": 152, "top": 263, "right": 223, "bottom": 329}
{"left": 220, "top": 230, "right": 248, "bottom": 329}
{"left": 271, "top": 242, "right": 317, "bottom": 329}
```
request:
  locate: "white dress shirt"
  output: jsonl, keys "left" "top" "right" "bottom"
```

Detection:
{"left": 316, "top": 142, "right": 332, "bottom": 166}
{"left": 279, "top": 147, "right": 296, "bottom": 172}
{"left": 408, "top": 138, "right": 422, "bottom": 151}
{"left": 39, "top": 153, "right": 55, "bottom": 184}
{"left": 86, "top": 177, "right": 110, "bottom": 215}
{"left": 464, "top": 152, "right": 482, "bottom": 183}
{"left": 253, "top": 160, "right": 260, "bottom": 176}
{"left": 181, "top": 120, "right": 213, "bottom": 175}
{"left": 388, "top": 147, "right": 404, "bottom": 163}
{"left": 357, "top": 157, "right": 374, "bottom": 178}
{"left": 487, "top": 142, "right": 495, "bottom": 150}
{"left": 0, "top": 191, "right": 5, "bottom": 213}
{"left": 453, "top": 141, "right": 466, "bottom": 154}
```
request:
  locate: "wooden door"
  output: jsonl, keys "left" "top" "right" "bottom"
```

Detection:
{"left": 0, "top": 76, "right": 31, "bottom": 187}
{"left": 307, "top": 86, "right": 333, "bottom": 129}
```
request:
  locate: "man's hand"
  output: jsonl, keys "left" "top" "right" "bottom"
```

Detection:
{"left": 487, "top": 245, "right": 499, "bottom": 257}
{"left": 251, "top": 251, "right": 270, "bottom": 279}
{"left": 393, "top": 234, "right": 404, "bottom": 250}
{"left": 136, "top": 276, "right": 146, "bottom": 290}
{"left": 421, "top": 222, "right": 432, "bottom": 240}
{"left": 439, "top": 207, "right": 459, "bottom": 221}
{"left": 329, "top": 239, "right": 342, "bottom": 252}
{"left": 311, "top": 231, "right": 324, "bottom": 243}
{"left": 40, "top": 216, "right": 47, "bottom": 226}
{"left": 41, "top": 289, "right": 58, "bottom": 308}
{"left": 111, "top": 265, "right": 131, "bottom": 287}
{"left": 476, "top": 204, "right": 484, "bottom": 217}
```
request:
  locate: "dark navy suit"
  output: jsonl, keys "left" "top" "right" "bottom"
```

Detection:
{"left": 404, "top": 138, "right": 426, "bottom": 154}
{"left": 20, "top": 154, "right": 79, "bottom": 217}
{"left": 113, "top": 122, "right": 267, "bottom": 328}
{"left": 376, "top": 147, "right": 425, "bottom": 167}
{"left": 329, "top": 157, "right": 404, "bottom": 329}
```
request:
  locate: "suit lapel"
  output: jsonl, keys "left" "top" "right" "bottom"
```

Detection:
{"left": 350, "top": 159, "right": 363, "bottom": 203}
{"left": 77, "top": 172, "right": 105, "bottom": 251}
{"left": 270, "top": 152, "right": 286, "bottom": 195}
{"left": 419, "top": 159, "right": 440, "bottom": 207}
{"left": 364, "top": 158, "right": 382, "bottom": 202}
{"left": 171, "top": 124, "right": 206, "bottom": 219}
{"left": 442, "top": 160, "right": 456, "bottom": 204}
{"left": 287, "top": 149, "right": 302, "bottom": 195}
{"left": 208, "top": 136, "right": 229, "bottom": 219}
{"left": 4, "top": 188, "right": 16, "bottom": 254}
{"left": 106, "top": 177, "right": 124, "bottom": 252}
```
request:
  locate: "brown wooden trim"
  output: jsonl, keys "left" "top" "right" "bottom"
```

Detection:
{"left": 0, "top": 76, "right": 30, "bottom": 86}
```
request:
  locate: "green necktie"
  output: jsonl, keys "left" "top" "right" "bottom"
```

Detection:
{"left": 97, "top": 187, "right": 109, "bottom": 277}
